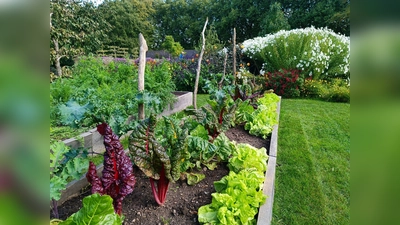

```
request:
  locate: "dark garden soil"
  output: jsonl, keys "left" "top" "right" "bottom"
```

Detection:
{"left": 52, "top": 125, "right": 270, "bottom": 225}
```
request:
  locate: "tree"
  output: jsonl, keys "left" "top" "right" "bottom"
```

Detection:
{"left": 279, "top": 0, "right": 350, "bottom": 36}
{"left": 259, "top": 2, "right": 290, "bottom": 36}
{"left": 50, "top": 0, "right": 110, "bottom": 76}
{"left": 161, "top": 35, "right": 184, "bottom": 57}
{"left": 98, "top": 0, "right": 155, "bottom": 54}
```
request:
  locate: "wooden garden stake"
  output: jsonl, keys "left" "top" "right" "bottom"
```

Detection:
{"left": 193, "top": 17, "right": 208, "bottom": 109}
{"left": 138, "top": 33, "right": 148, "bottom": 120}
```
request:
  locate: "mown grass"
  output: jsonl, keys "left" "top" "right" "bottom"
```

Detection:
{"left": 272, "top": 99, "right": 350, "bottom": 225}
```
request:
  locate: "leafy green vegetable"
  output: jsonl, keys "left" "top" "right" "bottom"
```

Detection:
{"left": 186, "top": 172, "right": 206, "bottom": 186}
{"left": 58, "top": 100, "right": 91, "bottom": 128}
{"left": 198, "top": 169, "right": 267, "bottom": 225}
{"left": 195, "top": 92, "right": 236, "bottom": 140}
{"left": 128, "top": 114, "right": 189, "bottom": 205}
{"left": 59, "top": 194, "right": 122, "bottom": 225}
{"left": 198, "top": 143, "right": 269, "bottom": 225}
{"left": 234, "top": 99, "right": 255, "bottom": 125}
{"left": 228, "top": 143, "right": 268, "bottom": 176}
{"left": 50, "top": 56, "right": 177, "bottom": 136}
{"left": 187, "top": 132, "right": 235, "bottom": 168}
{"left": 50, "top": 141, "right": 89, "bottom": 218}
{"left": 244, "top": 93, "right": 280, "bottom": 139}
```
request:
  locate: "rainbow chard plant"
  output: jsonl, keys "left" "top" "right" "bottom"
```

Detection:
{"left": 195, "top": 91, "right": 237, "bottom": 141}
{"left": 128, "top": 114, "right": 189, "bottom": 206}
{"left": 86, "top": 123, "right": 136, "bottom": 216}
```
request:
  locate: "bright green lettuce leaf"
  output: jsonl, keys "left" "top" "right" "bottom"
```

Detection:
{"left": 243, "top": 93, "right": 279, "bottom": 139}
{"left": 228, "top": 144, "right": 268, "bottom": 174}
{"left": 198, "top": 205, "right": 218, "bottom": 224}
{"left": 59, "top": 194, "right": 122, "bottom": 225}
{"left": 256, "top": 92, "right": 279, "bottom": 109}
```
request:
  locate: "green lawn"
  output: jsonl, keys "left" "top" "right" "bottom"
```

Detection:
{"left": 196, "top": 93, "right": 209, "bottom": 108}
{"left": 272, "top": 99, "right": 350, "bottom": 225}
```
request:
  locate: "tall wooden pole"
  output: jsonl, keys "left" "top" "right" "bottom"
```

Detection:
{"left": 138, "top": 33, "right": 148, "bottom": 120}
{"left": 193, "top": 17, "right": 208, "bottom": 109}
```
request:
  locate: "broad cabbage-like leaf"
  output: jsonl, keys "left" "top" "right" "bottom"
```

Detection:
{"left": 59, "top": 194, "right": 122, "bottom": 225}
{"left": 58, "top": 99, "right": 90, "bottom": 127}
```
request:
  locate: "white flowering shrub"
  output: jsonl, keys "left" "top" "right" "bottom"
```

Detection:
{"left": 241, "top": 26, "right": 350, "bottom": 80}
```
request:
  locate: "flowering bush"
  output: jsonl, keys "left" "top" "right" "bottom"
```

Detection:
{"left": 242, "top": 26, "right": 350, "bottom": 80}
{"left": 264, "top": 69, "right": 303, "bottom": 98}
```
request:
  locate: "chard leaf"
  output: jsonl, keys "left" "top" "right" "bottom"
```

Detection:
{"left": 213, "top": 133, "right": 235, "bottom": 161}
{"left": 129, "top": 114, "right": 166, "bottom": 180}
{"left": 186, "top": 172, "right": 206, "bottom": 185}
{"left": 86, "top": 123, "right": 136, "bottom": 215}
{"left": 190, "top": 124, "right": 209, "bottom": 140}
{"left": 59, "top": 194, "right": 122, "bottom": 225}
{"left": 203, "top": 161, "right": 218, "bottom": 170}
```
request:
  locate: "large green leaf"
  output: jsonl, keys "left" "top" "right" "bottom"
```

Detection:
{"left": 129, "top": 114, "right": 189, "bottom": 182}
{"left": 129, "top": 114, "right": 168, "bottom": 180}
{"left": 50, "top": 141, "right": 70, "bottom": 175}
{"left": 61, "top": 157, "right": 89, "bottom": 181}
{"left": 58, "top": 100, "right": 90, "bottom": 127}
{"left": 50, "top": 176, "right": 68, "bottom": 201}
{"left": 59, "top": 194, "right": 122, "bottom": 225}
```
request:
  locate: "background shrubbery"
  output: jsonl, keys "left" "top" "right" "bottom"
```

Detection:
{"left": 50, "top": 56, "right": 176, "bottom": 134}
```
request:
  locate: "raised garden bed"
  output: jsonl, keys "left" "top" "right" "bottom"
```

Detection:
{"left": 52, "top": 97, "right": 281, "bottom": 225}
{"left": 61, "top": 91, "right": 193, "bottom": 154}
{"left": 56, "top": 91, "right": 193, "bottom": 205}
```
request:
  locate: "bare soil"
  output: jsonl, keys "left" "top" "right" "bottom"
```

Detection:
{"left": 52, "top": 125, "right": 270, "bottom": 225}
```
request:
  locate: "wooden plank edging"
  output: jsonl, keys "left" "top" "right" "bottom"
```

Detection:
{"left": 257, "top": 97, "right": 281, "bottom": 225}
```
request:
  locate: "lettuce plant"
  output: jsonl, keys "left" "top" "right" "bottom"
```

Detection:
{"left": 86, "top": 123, "right": 136, "bottom": 215}
{"left": 128, "top": 114, "right": 189, "bottom": 205}
{"left": 228, "top": 143, "right": 268, "bottom": 175}
{"left": 244, "top": 93, "right": 280, "bottom": 139}
{"left": 198, "top": 143, "right": 268, "bottom": 225}
{"left": 198, "top": 169, "right": 267, "bottom": 225}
